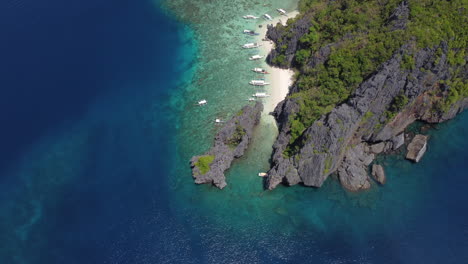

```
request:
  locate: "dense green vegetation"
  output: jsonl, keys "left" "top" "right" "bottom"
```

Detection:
{"left": 275, "top": 0, "right": 467, "bottom": 156}
{"left": 227, "top": 124, "right": 246, "bottom": 148}
{"left": 385, "top": 93, "right": 409, "bottom": 120}
{"left": 195, "top": 155, "right": 215, "bottom": 175}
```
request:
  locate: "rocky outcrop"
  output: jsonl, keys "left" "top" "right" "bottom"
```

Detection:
{"left": 371, "top": 164, "right": 386, "bottom": 184}
{"left": 190, "top": 102, "right": 263, "bottom": 189}
{"left": 264, "top": 1, "right": 467, "bottom": 192}
{"left": 391, "top": 133, "right": 405, "bottom": 150}
{"left": 266, "top": 39, "right": 466, "bottom": 191}
{"left": 338, "top": 144, "right": 373, "bottom": 191}
{"left": 387, "top": 1, "right": 410, "bottom": 31}
{"left": 266, "top": 13, "right": 314, "bottom": 68}
{"left": 406, "top": 134, "right": 428, "bottom": 162}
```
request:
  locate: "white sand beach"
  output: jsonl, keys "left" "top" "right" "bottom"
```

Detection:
{"left": 256, "top": 11, "right": 299, "bottom": 123}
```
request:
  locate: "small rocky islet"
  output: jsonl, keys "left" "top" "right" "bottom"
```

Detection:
{"left": 190, "top": 102, "right": 263, "bottom": 189}
{"left": 190, "top": 0, "right": 467, "bottom": 191}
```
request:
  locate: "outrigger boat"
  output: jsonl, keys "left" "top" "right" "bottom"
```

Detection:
{"left": 243, "top": 29, "right": 259, "bottom": 36}
{"left": 252, "top": 92, "right": 270, "bottom": 98}
{"left": 263, "top": 14, "right": 273, "bottom": 20}
{"left": 276, "top": 8, "right": 287, "bottom": 15}
{"left": 249, "top": 55, "right": 264, "bottom": 60}
{"left": 249, "top": 80, "right": 270, "bottom": 86}
{"left": 243, "top": 15, "right": 259, "bottom": 19}
{"left": 247, "top": 97, "right": 256, "bottom": 102}
{"left": 252, "top": 68, "right": 269, "bottom": 74}
{"left": 197, "top": 99, "right": 207, "bottom": 106}
{"left": 242, "top": 42, "right": 262, "bottom": 49}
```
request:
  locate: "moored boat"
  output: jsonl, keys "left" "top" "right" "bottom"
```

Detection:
{"left": 197, "top": 99, "right": 207, "bottom": 106}
{"left": 243, "top": 15, "right": 259, "bottom": 19}
{"left": 252, "top": 92, "right": 270, "bottom": 98}
{"left": 276, "top": 8, "right": 287, "bottom": 15}
{"left": 249, "top": 80, "right": 270, "bottom": 86}
{"left": 242, "top": 43, "right": 262, "bottom": 49}
{"left": 243, "top": 29, "right": 259, "bottom": 36}
{"left": 249, "top": 55, "right": 264, "bottom": 61}
{"left": 263, "top": 14, "right": 273, "bottom": 20}
{"left": 252, "top": 68, "right": 269, "bottom": 74}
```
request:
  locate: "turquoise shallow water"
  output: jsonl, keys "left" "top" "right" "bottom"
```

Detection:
{"left": 164, "top": 0, "right": 468, "bottom": 262}
{"left": 1, "top": 0, "right": 468, "bottom": 262}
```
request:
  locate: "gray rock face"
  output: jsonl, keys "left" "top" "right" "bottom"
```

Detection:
{"left": 387, "top": 1, "right": 410, "bottom": 31}
{"left": 369, "top": 142, "right": 386, "bottom": 154}
{"left": 264, "top": 1, "right": 467, "bottom": 191}
{"left": 190, "top": 102, "right": 263, "bottom": 189}
{"left": 392, "top": 133, "right": 405, "bottom": 150}
{"left": 371, "top": 164, "right": 386, "bottom": 184}
{"left": 338, "top": 144, "right": 373, "bottom": 191}
{"left": 266, "top": 39, "right": 466, "bottom": 190}
{"left": 406, "top": 134, "right": 428, "bottom": 162}
{"left": 266, "top": 13, "right": 314, "bottom": 68}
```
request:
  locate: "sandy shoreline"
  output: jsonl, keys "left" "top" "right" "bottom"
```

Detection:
{"left": 256, "top": 10, "right": 299, "bottom": 123}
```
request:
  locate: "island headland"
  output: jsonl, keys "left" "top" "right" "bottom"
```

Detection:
{"left": 265, "top": 0, "right": 468, "bottom": 191}
{"left": 189, "top": 0, "right": 467, "bottom": 191}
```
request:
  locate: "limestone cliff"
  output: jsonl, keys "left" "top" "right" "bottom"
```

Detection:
{"left": 265, "top": 1, "right": 468, "bottom": 191}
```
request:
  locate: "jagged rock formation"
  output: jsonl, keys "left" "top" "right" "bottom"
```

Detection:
{"left": 406, "top": 134, "right": 428, "bottom": 162}
{"left": 190, "top": 102, "right": 263, "bottom": 189}
{"left": 265, "top": 2, "right": 467, "bottom": 191}
{"left": 387, "top": 1, "right": 410, "bottom": 31}
{"left": 371, "top": 164, "right": 386, "bottom": 185}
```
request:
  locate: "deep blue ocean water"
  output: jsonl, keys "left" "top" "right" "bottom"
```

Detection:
{"left": 1, "top": 0, "right": 468, "bottom": 263}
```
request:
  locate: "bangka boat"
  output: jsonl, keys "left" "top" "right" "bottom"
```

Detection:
{"left": 242, "top": 43, "right": 261, "bottom": 49}
{"left": 243, "top": 15, "right": 259, "bottom": 19}
{"left": 197, "top": 99, "right": 207, "bottom": 106}
{"left": 252, "top": 92, "right": 270, "bottom": 98}
{"left": 276, "top": 8, "right": 287, "bottom": 15}
{"left": 263, "top": 14, "right": 273, "bottom": 20}
{"left": 249, "top": 55, "right": 264, "bottom": 60}
{"left": 252, "top": 68, "right": 269, "bottom": 74}
{"left": 243, "top": 29, "right": 259, "bottom": 36}
{"left": 249, "top": 80, "right": 270, "bottom": 86}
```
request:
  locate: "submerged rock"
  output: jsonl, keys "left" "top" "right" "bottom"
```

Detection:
{"left": 190, "top": 102, "right": 263, "bottom": 189}
{"left": 406, "top": 134, "right": 428, "bottom": 163}
{"left": 371, "top": 164, "right": 386, "bottom": 184}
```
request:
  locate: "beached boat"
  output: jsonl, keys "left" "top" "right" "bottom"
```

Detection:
{"left": 249, "top": 80, "right": 270, "bottom": 86}
{"left": 249, "top": 55, "right": 264, "bottom": 61}
{"left": 276, "top": 8, "right": 287, "bottom": 15}
{"left": 242, "top": 43, "right": 262, "bottom": 49}
{"left": 263, "top": 14, "right": 273, "bottom": 20}
{"left": 197, "top": 99, "right": 207, "bottom": 106}
{"left": 243, "top": 29, "right": 259, "bottom": 36}
{"left": 252, "top": 92, "right": 270, "bottom": 98}
{"left": 243, "top": 15, "right": 259, "bottom": 19}
{"left": 252, "top": 68, "right": 269, "bottom": 74}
